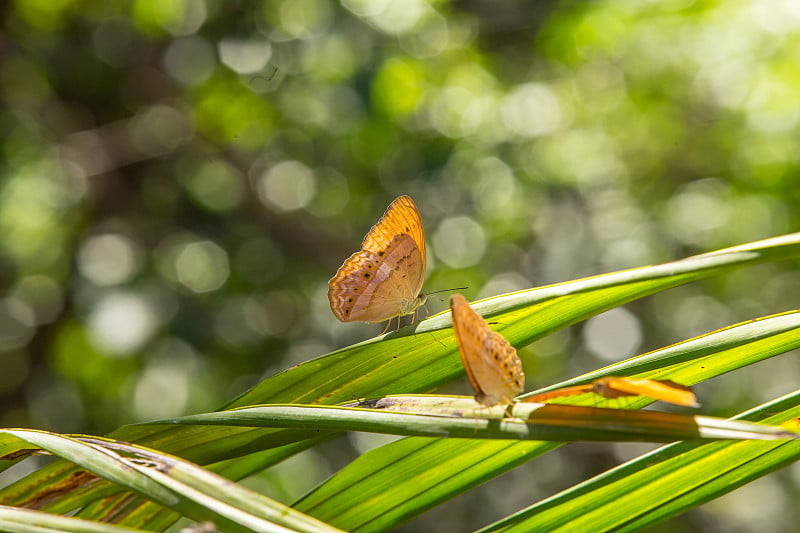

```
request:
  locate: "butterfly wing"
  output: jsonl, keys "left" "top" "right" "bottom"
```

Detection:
{"left": 450, "top": 294, "right": 524, "bottom": 407}
{"left": 360, "top": 195, "right": 426, "bottom": 299}
{"left": 361, "top": 195, "right": 426, "bottom": 290}
{"left": 451, "top": 294, "right": 486, "bottom": 399}
{"left": 329, "top": 234, "right": 425, "bottom": 322}
{"left": 328, "top": 196, "right": 427, "bottom": 323}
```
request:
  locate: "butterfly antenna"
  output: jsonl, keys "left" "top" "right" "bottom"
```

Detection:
{"left": 426, "top": 286, "right": 469, "bottom": 302}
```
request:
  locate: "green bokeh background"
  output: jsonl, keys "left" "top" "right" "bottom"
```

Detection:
{"left": 0, "top": 1, "right": 798, "bottom": 531}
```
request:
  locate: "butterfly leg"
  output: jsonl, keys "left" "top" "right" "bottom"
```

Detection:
{"left": 382, "top": 315, "right": 404, "bottom": 334}
{"left": 410, "top": 302, "right": 430, "bottom": 325}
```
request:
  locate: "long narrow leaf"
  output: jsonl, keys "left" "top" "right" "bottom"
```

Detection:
{"left": 0, "top": 504, "right": 148, "bottom": 533}
{"left": 162, "top": 399, "right": 795, "bottom": 441}
{"left": 2, "top": 234, "right": 799, "bottom": 527}
{"left": 479, "top": 391, "right": 800, "bottom": 532}
{"left": 121, "top": 439, "right": 331, "bottom": 533}
{"left": 525, "top": 309, "right": 800, "bottom": 396}
{"left": 0, "top": 431, "right": 341, "bottom": 533}
{"left": 292, "top": 310, "right": 800, "bottom": 532}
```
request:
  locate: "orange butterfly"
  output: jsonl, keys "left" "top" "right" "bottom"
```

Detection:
{"left": 328, "top": 196, "right": 427, "bottom": 326}
{"left": 523, "top": 377, "right": 697, "bottom": 407}
{"left": 450, "top": 294, "right": 525, "bottom": 407}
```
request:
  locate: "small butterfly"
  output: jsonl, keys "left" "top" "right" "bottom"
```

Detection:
{"left": 522, "top": 377, "right": 698, "bottom": 407}
{"left": 328, "top": 196, "right": 427, "bottom": 327}
{"left": 450, "top": 294, "right": 525, "bottom": 407}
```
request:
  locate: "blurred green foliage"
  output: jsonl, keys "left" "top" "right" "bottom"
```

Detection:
{"left": 0, "top": 0, "right": 798, "bottom": 531}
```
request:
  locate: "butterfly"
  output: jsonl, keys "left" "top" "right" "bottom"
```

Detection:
{"left": 450, "top": 294, "right": 525, "bottom": 407}
{"left": 328, "top": 195, "right": 427, "bottom": 327}
{"left": 522, "top": 377, "right": 698, "bottom": 407}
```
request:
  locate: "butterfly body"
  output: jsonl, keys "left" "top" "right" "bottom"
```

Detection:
{"left": 328, "top": 196, "right": 427, "bottom": 324}
{"left": 450, "top": 294, "right": 524, "bottom": 407}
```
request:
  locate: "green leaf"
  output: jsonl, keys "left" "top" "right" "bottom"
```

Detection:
{"left": 292, "top": 309, "right": 800, "bottom": 532}
{"left": 0, "top": 504, "right": 148, "bottom": 533}
{"left": 162, "top": 397, "right": 795, "bottom": 442}
{"left": 479, "top": 391, "right": 800, "bottom": 532}
{"left": 1, "top": 234, "right": 799, "bottom": 528}
{"left": 0, "top": 430, "right": 341, "bottom": 533}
